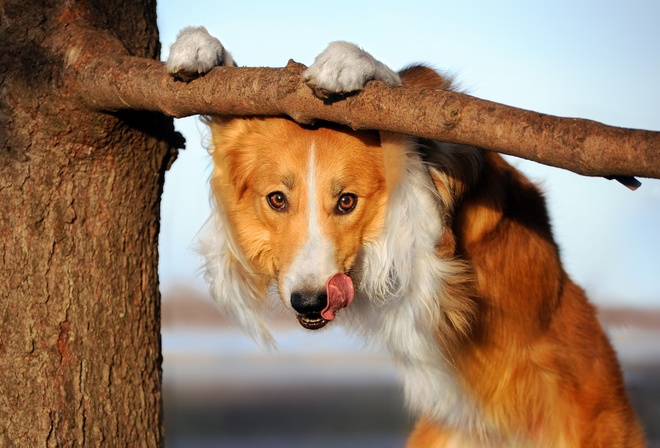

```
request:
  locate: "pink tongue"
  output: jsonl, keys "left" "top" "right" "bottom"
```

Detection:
{"left": 322, "top": 273, "right": 354, "bottom": 321}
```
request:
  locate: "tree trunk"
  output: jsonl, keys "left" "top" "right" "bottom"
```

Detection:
{"left": 0, "top": 1, "right": 178, "bottom": 446}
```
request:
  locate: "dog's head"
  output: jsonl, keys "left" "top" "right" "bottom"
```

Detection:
{"left": 201, "top": 116, "right": 475, "bottom": 347}
{"left": 202, "top": 117, "right": 393, "bottom": 336}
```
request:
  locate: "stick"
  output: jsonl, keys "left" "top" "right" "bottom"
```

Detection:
{"left": 67, "top": 28, "right": 660, "bottom": 180}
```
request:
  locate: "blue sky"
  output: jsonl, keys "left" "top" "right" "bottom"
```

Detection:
{"left": 157, "top": 0, "right": 660, "bottom": 307}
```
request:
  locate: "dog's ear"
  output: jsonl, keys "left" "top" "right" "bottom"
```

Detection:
{"left": 199, "top": 211, "right": 276, "bottom": 349}
{"left": 203, "top": 115, "right": 247, "bottom": 157}
{"left": 204, "top": 117, "right": 260, "bottom": 202}
{"left": 355, "top": 134, "right": 475, "bottom": 347}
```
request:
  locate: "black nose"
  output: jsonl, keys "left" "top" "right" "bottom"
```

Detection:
{"left": 290, "top": 291, "right": 328, "bottom": 315}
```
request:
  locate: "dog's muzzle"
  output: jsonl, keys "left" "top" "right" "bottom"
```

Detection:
{"left": 290, "top": 273, "right": 354, "bottom": 330}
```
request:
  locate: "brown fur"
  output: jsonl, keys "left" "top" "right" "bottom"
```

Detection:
{"left": 403, "top": 68, "right": 646, "bottom": 447}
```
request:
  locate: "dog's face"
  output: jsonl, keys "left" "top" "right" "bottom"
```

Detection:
{"left": 208, "top": 117, "right": 389, "bottom": 329}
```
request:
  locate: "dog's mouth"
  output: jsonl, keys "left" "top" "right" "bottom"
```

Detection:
{"left": 292, "top": 273, "right": 354, "bottom": 331}
{"left": 296, "top": 313, "right": 329, "bottom": 330}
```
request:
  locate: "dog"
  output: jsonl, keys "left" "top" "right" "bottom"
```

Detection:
{"left": 167, "top": 27, "right": 645, "bottom": 447}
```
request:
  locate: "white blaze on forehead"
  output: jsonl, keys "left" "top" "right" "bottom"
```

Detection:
{"left": 307, "top": 142, "right": 320, "bottom": 239}
{"left": 282, "top": 142, "right": 338, "bottom": 301}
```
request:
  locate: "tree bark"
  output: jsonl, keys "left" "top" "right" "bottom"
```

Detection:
{"left": 68, "top": 40, "right": 659, "bottom": 180}
{"left": 0, "top": 1, "right": 178, "bottom": 446}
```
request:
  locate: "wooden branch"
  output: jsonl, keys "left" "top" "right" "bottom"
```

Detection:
{"left": 67, "top": 30, "right": 660, "bottom": 180}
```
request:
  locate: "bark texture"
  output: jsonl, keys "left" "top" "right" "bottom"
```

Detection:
{"left": 0, "top": 1, "right": 178, "bottom": 446}
{"left": 71, "top": 49, "right": 659, "bottom": 180}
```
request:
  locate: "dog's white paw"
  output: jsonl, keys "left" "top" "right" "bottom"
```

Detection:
{"left": 166, "top": 26, "right": 234, "bottom": 81}
{"left": 303, "top": 41, "right": 401, "bottom": 97}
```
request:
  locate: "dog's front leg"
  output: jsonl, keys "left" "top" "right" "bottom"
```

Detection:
{"left": 302, "top": 41, "right": 401, "bottom": 99}
{"left": 166, "top": 26, "right": 235, "bottom": 81}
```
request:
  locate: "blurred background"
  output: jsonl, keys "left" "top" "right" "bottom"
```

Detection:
{"left": 156, "top": 1, "right": 660, "bottom": 446}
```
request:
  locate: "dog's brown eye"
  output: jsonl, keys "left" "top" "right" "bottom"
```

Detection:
{"left": 267, "top": 192, "right": 287, "bottom": 211}
{"left": 336, "top": 193, "right": 357, "bottom": 214}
